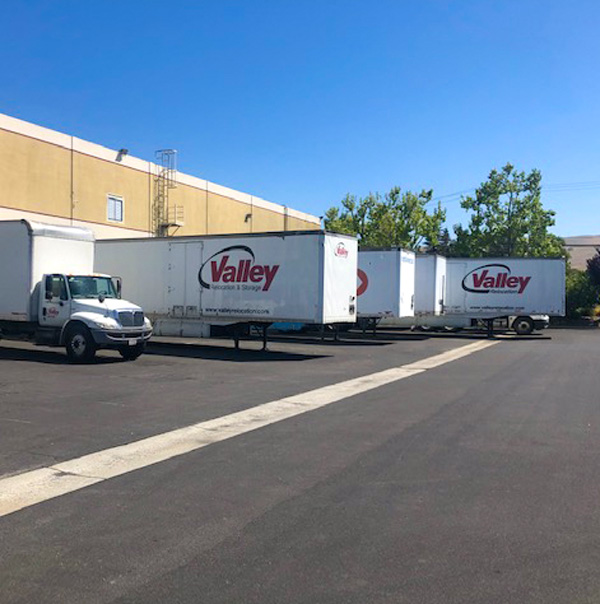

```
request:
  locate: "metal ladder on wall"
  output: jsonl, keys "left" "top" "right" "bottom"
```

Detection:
{"left": 153, "top": 149, "right": 183, "bottom": 237}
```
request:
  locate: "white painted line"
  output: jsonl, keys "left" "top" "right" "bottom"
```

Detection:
{"left": 402, "top": 339, "right": 495, "bottom": 370}
{"left": 0, "top": 339, "right": 497, "bottom": 518}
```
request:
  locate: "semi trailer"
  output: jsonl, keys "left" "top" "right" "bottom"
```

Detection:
{"left": 0, "top": 220, "right": 152, "bottom": 362}
{"left": 95, "top": 230, "right": 358, "bottom": 346}
{"left": 356, "top": 249, "right": 416, "bottom": 330}
{"left": 384, "top": 255, "right": 566, "bottom": 335}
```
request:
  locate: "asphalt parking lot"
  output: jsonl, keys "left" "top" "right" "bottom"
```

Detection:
{"left": 1, "top": 327, "right": 600, "bottom": 603}
{"left": 0, "top": 329, "right": 482, "bottom": 478}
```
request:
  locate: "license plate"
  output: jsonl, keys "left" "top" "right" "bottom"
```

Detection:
{"left": 128, "top": 339, "right": 137, "bottom": 346}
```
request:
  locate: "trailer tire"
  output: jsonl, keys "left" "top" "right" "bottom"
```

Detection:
{"left": 443, "top": 326, "right": 463, "bottom": 333}
{"left": 513, "top": 316, "right": 534, "bottom": 336}
{"left": 119, "top": 343, "right": 145, "bottom": 361}
{"left": 65, "top": 324, "right": 97, "bottom": 363}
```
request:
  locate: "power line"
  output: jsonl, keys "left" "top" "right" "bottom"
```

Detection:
{"left": 545, "top": 180, "right": 600, "bottom": 188}
{"left": 429, "top": 179, "right": 600, "bottom": 207}
{"left": 432, "top": 188, "right": 476, "bottom": 200}
{"left": 428, "top": 188, "right": 476, "bottom": 206}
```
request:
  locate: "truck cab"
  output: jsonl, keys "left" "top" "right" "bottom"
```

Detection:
{"left": 39, "top": 273, "right": 152, "bottom": 362}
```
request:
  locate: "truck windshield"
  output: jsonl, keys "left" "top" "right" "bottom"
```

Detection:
{"left": 67, "top": 276, "right": 117, "bottom": 299}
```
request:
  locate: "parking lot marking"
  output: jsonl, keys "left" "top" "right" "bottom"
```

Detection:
{"left": 0, "top": 339, "right": 497, "bottom": 518}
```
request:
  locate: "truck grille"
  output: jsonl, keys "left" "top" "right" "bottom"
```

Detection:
{"left": 118, "top": 311, "right": 145, "bottom": 327}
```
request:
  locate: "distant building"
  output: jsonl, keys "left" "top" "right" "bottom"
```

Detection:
{"left": 564, "top": 235, "right": 600, "bottom": 270}
{"left": 0, "top": 113, "right": 320, "bottom": 239}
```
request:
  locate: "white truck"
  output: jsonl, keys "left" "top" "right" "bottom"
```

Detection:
{"left": 0, "top": 220, "right": 152, "bottom": 362}
{"left": 356, "top": 249, "right": 416, "bottom": 330}
{"left": 95, "top": 231, "right": 358, "bottom": 347}
{"left": 392, "top": 255, "right": 566, "bottom": 335}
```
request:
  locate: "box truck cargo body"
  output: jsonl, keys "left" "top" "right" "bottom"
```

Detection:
{"left": 95, "top": 231, "right": 357, "bottom": 337}
{"left": 0, "top": 221, "right": 94, "bottom": 323}
{"left": 0, "top": 220, "right": 152, "bottom": 361}
{"left": 356, "top": 249, "right": 416, "bottom": 320}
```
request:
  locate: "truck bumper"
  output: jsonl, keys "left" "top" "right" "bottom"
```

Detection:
{"left": 90, "top": 328, "right": 153, "bottom": 348}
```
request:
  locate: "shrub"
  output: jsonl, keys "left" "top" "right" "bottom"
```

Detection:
{"left": 566, "top": 268, "right": 599, "bottom": 318}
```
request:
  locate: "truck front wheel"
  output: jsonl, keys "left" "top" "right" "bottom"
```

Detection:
{"left": 65, "top": 324, "right": 97, "bottom": 363}
{"left": 119, "top": 343, "right": 146, "bottom": 361}
{"left": 513, "top": 316, "right": 534, "bottom": 336}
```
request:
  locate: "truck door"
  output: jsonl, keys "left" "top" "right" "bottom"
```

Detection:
{"left": 445, "top": 262, "right": 468, "bottom": 314}
{"left": 167, "top": 242, "right": 202, "bottom": 318}
{"left": 40, "top": 274, "right": 71, "bottom": 327}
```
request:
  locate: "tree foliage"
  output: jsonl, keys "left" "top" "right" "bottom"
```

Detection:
{"left": 586, "top": 248, "right": 600, "bottom": 289}
{"left": 324, "top": 163, "right": 566, "bottom": 261}
{"left": 426, "top": 227, "right": 455, "bottom": 256}
{"left": 324, "top": 187, "right": 446, "bottom": 249}
{"left": 566, "top": 268, "right": 598, "bottom": 318}
{"left": 453, "top": 163, "right": 566, "bottom": 258}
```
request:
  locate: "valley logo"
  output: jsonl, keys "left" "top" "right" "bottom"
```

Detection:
{"left": 334, "top": 242, "right": 349, "bottom": 258}
{"left": 198, "top": 245, "right": 280, "bottom": 292}
{"left": 462, "top": 263, "right": 532, "bottom": 294}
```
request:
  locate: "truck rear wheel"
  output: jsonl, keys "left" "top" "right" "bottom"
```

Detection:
{"left": 513, "top": 316, "right": 534, "bottom": 336}
{"left": 65, "top": 324, "right": 97, "bottom": 363}
{"left": 119, "top": 343, "right": 145, "bottom": 361}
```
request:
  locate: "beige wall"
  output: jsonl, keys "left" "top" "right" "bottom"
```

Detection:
{"left": 0, "top": 129, "right": 71, "bottom": 218}
{"left": 0, "top": 205, "right": 150, "bottom": 239}
{"left": 72, "top": 152, "right": 152, "bottom": 232}
{"left": 564, "top": 237, "right": 600, "bottom": 270}
{"left": 252, "top": 206, "right": 285, "bottom": 232}
{"left": 0, "top": 114, "right": 321, "bottom": 239}
{"left": 168, "top": 183, "right": 207, "bottom": 236}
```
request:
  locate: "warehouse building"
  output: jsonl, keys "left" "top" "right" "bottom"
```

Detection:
{"left": 564, "top": 235, "right": 600, "bottom": 270}
{"left": 0, "top": 113, "right": 320, "bottom": 239}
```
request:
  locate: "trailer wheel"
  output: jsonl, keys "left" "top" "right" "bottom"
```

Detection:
{"left": 119, "top": 343, "right": 146, "bottom": 361}
{"left": 65, "top": 324, "right": 97, "bottom": 363}
{"left": 513, "top": 316, "right": 534, "bottom": 336}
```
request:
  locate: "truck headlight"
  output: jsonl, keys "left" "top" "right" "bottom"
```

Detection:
{"left": 144, "top": 317, "right": 152, "bottom": 329}
{"left": 94, "top": 318, "right": 118, "bottom": 330}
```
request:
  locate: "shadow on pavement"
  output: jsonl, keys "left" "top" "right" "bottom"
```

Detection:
{"left": 268, "top": 329, "right": 551, "bottom": 344}
{"left": 0, "top": 344, "right": 123, "bottom": 365}
{"left": 347, "top": 328, "right": 553, "bottom": 342}
{"left": 262, "top": 334, "right": 396, "bottom": 347}
{"left": 146, "top": 342, "right": 331, "bottom": 362}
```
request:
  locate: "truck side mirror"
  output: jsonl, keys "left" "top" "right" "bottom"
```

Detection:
{"left": 113, "top": 277, "right": 122, "bottom": 299}
{"left": 45, "top": 290, "right": 53, "bottom": 301}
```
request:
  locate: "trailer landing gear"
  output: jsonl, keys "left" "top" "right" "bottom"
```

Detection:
{"left": 362, "top": 318, "right": 378, "bottom": 336}
{"left": 319, "top": 324, "right": 341, "bottom": 342}
{"left": 230, "top": 323, "right": 272, "bottom": 351}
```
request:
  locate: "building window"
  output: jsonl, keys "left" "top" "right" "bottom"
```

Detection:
{"left": 107, "top": 194, "right": 124, "bottom": 222}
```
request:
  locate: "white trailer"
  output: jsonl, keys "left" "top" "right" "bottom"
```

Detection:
{"left": 414, "top": 254, "right": 446, "bottom": 316}
{"left": 356, "top": 249, "right": 415, "bottom": 329}
{"left": 392, "top": 256, "right": 566, "bottom": 335}
{"left": 95, "top": 231, "right": 357, "bottom": 346}
{"left": 0, "top": 220, "right": 152, "bottom": 362}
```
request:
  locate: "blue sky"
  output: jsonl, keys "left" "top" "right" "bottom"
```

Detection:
{"left": 2, "top": 0, "right": 599, "bottom": 235}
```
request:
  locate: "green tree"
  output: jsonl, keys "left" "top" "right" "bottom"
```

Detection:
{"left": 453, "top": 163, "right": 566, "bottom": 258}
{"left": 324, "top": 187, "right": 446, "bottom": 249}
{"left": 586, "top": 248, "right": 600, "bottom": 290}
{"left": 323, "top": 193, "right": 378, "bottom": 240}
{"left": 566, "top": 268, "right": 598, "bottom": 318}
{"left": 425, "top": 227, "right": 455, "bottom": 256}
